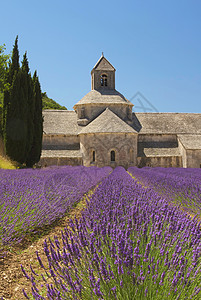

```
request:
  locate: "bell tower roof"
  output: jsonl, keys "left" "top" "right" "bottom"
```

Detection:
{"left": 91, "top": 54, "right": 116, "bottom": 73}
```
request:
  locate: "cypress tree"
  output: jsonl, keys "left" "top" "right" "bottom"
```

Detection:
{"left": 3, "top": 37, "right": 28, "bottom": 164}
{"left": 8, "top": 36, "right": 20, "bottom": 84}
{"left": 3, "top": 36, "right": 43, "bottom": 167}
{"left": 21, "top": 52, "right": 34, "bottom": 164}
{"left": 2, "top": 37, "right": 20, "bottom": 139}
{"left": 26, "top": 71, "right": 43, "bottom": 167}
{"left": 5, "top": 69, "right": 27, "bottom": 163}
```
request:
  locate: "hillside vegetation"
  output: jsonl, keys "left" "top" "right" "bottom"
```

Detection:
{"left": 42, "top": 92, "right": 67, "bottom": 110}
{"left": 0, "top": 91, "right": 67, "bottom": 114}
{"left": 0, "top": 91, "right": 67, "bottom": 133}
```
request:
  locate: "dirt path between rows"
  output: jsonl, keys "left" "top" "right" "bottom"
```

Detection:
{"left": 0, "top": 192, "right": 90, "bottom": 300}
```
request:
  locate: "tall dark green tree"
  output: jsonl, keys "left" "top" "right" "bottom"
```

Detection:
{"left": 21, "top": 52, "right": 34, "bottom": 162}
{"left": 2, "top": 37, "right": 19, "bottom": 139}
{"left": 26, "top": 71, "right": 43, "bottom": 167}
{"left": 5, "top": 69, "right": 27, "bottom": 163}
{"left": 3, "top": 36, "right": 43, "bottom": 166}
{"left": 8, "top": 36, "right": 20, "bottom": 85}
{"left": 3, "top": 36, "right": 28, "bottom": 163}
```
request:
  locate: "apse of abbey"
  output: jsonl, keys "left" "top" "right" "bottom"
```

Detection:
{"left": 40, "top": 55, "right": 201, "bottom": 168}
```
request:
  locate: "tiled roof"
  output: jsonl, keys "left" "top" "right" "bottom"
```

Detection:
{"left": 74, "top": 89, "right": 133, "bottom": 107}
{"left": 79, "top": 108, "right": 137, "bottom": 134}
{"left": 133, "top": 113, "right": 201, "bottom": 134}
{"left": 92, "top": 55, "right": 116, "bottom": 71}
{"left": 43, "top": 110, "right": 79, "bottom": 135}
{"left": 42, "top": 110, "right": 201, "bottom": 136}
{"left": 178, "top": 134, "right": 201, "bottom": 150}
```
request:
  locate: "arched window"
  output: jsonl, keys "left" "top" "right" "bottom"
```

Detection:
{"left": 111, "top": 150, "right": 115, "bottom": 162}
{"left": 92, "top": 151, "right": 95, "bottom": 162}
{"left": 101, "top": 74, "right": 107, "bottom": 86}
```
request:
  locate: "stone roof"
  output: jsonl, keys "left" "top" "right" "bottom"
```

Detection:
{"left": 41, "top": 150, "right": 82, "bottom": 158}
{"left": 43, "top": 110, "right": 201, "bottom": 136}
{"left": 43, "top": 110, "right": 79, "bottom": 135}
{"left": 74, "top": 89, "right": 133, "bottom": 107}
{"left": 92, "top": 55, "right": 116, "bottom": 72}
{"left": 79, "top": 108, "right": 137, "bottom": 134}
{"left": 178, "top": 134, "right": 201, "bottom": 150}
{"left": 133, "top": 113, "right": 201, "bottom": 134}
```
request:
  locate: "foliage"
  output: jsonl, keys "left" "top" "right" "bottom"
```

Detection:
{"left": 19, "top": 167, "right": 201, "bottom": 299}
{"left": 0, "top": 166, "right": 112, "bottom": 254}
{"left": 0, "top": 155, "right": 16, "bottom": 169}
{"left": 2, "top": 37, "right": 43, "bottom": 167}
{"left": 0, "top": 44, "right": 10, "bottom": 92}
{"left": 42, "top": 92, "right": 67, "bottom": 110}
{"left": 26, "top": 71, "right": 43, "bottom": 167}
{"left": 128, "top": 166, "right": 201, "bottom": 217}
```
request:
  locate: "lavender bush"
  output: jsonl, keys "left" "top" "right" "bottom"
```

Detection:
{"left": 23, "top": 167, "right": 201, "bottom": 299}
{"left": 0, "top": 166, "right": 112, "bottom": 253}
{"left": 128, "top": 167, "right": 201, "bottom": 216}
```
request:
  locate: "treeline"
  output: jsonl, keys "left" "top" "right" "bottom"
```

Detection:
{"left": 42, "top": 92, "right": 67, "bottom": 110}
{"left": 2, "top": 36, "right": 43, "bottom": 167}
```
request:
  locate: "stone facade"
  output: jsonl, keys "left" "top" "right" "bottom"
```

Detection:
{"left": 40, "top": 55, "right": 201, "bottom": 169}
{"left": 80, "top": 133, "right": 137, "bottom": 169}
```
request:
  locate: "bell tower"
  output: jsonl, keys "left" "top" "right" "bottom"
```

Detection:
{"left": 91, "top": 53, "right": 116, "bottom": 90}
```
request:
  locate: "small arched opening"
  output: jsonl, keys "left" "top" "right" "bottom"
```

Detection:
{"left": 101, "top": 74, "right": 107, "bottom": 87}
{"left": 92, "top": 150, "right": 96, "bottom": 162}
{"left": 111, "top": 150, "right": 115, "bottom": 162}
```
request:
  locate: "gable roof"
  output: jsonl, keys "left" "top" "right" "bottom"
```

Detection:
{"left": 74, "top": 89, "right": 133, "bottom": 107}
{"left": 133, "top": 113, "right": 201, "bottom": 134}
{"left": 92, "top": 55, "right": 116, "bottom": 72}
{"left": 42, "top": 111, "right": 201, "bottom": 136}
{"left": 79, "top": 108, "right": 137, "bottom": 134}
{"left": 43, "top": 110, "right": 79, "bottom": 135}
{"left": 178, "top": 134, "right": 201, "bottom": 150}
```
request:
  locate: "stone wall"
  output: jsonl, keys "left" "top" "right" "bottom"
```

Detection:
{"left": 42, "top": 134, "right": 80, "bottom": 150}
{"left": 91, "top": 70, "right": 115, "bottom": 90}
{"left": 76, "top": 103, "right": 130, "bottom": 125}
{"left": 138, "top": 134, "right": 178, "bottom": 143}
{"left": 186, "top": 150, "right": 201, "bottom": 168}
{"left": 80, "top": 132, "right": 137, "bottom": 169}
{"left": 38, "top": 156, "right": 82, "bottom": 167}
{"left": 137, "top": 156, "right": 182, "bottom": 168}
{"left": 178, "top": 138, "right": 187, "bottom": 167}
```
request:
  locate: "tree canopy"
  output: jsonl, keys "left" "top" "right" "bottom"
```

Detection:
{"left": 2, "top": 37, "right": 43, "bottom": 167}
{"left": 0, "top": 44, "right": 10, "bottom": 92}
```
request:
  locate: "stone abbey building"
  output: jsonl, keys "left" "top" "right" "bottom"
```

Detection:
{"left": 40, "top": 55, "right": 201, "bottom": 168}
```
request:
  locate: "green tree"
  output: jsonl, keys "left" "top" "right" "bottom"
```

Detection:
{"left": 26, "top": 71, "right": 43, "bottom": 167}
{"left": 3, "top": 36, "right": 43, "bottom": 167}
{"left": 0, "top": 44, "right": 10, "bottom": 132}
{"left": 0, "top": 44, "right": 10, "bottom": 92}
{"left": 8, "top": 36, "right": 20, "bottom": 84}
{"left": 21, "top": 52, "right": 34, "bottom": 162}
{"left": 3, "top": 37, "right": 27, "bottom": 163}
{"left": 4, "top": 69, "right": 27, "bottom": 163}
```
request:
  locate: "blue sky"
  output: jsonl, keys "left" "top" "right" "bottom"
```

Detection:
{"left": 1, "top": 0, "right": 201, "bottom": 112}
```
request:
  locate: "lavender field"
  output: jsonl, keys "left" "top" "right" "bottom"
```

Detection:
{"left": 1, "top": 166, "right": 201, "bottom": 299}
{"left": 0, "top": 166, "right": 112, "bottom": 255}
{"left": 128, "top": 167, "right": 201, "bottom": 217}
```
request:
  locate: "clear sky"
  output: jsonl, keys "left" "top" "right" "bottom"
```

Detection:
{"left": 1, "top": 0, "right": 201, "bottom": 112}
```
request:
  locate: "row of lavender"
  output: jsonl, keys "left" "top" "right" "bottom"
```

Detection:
{"left": 23, "top": 167, "right": 201, "bottom": 299}
{"left": 0, "top": 166, "right": 112, "bottom": 253}
{"left": 128, "top": 167, "right": 201, "bottom": 217}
